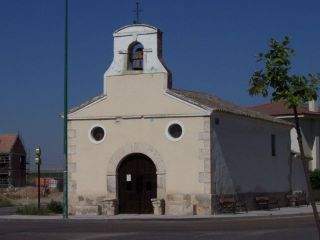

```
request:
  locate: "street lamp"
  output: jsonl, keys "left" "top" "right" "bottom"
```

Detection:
{"left": 35, "top": 146, "right": 42, "bottom": 210}
{"left": 63, "top": 0, "right": 69, "bottom": 219}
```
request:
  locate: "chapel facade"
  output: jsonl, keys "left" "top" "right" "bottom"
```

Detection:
{"left": 67, "top": 24, "right": 304, "bottom": 215}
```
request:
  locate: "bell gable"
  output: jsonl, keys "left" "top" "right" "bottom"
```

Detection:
{"left": 104, "top": 24, "right": 171, "bottom": 95}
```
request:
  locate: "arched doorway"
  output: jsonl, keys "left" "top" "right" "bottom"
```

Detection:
{"left": 117, "top": 153, "right": 157, "bottom": 214}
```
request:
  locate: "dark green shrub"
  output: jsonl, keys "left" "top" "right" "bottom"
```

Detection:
{"left": 16, "top": 204, "right": 50, "bottom": 215}
{"left": 310, "top": 169, "right": 320, "bottom": 189}
{"left": 47, "top": 200, "right": 63, "bottom": 214}
{"left": 0, "top": 197, "right": 13, "bottom": 207}
{"left": 16, "top": 201, "right": 63, "bottom": 215}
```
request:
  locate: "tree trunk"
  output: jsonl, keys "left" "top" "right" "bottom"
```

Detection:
{"left": 293, "top": 106, "right": 320, "bottom": 237}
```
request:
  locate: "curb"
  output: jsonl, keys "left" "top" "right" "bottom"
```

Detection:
{"left": 0, "top": 212, "right": 316, "bottom": 221}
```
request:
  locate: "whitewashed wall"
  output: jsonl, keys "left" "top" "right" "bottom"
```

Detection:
{"left": 212, "top": 112, "right": 293, "bottom": 194}
{"left": 290, "top": 154, "right": 307, "bottom": 192}
{"left": 289, "top": 118, "right": 320, "bottom": 170}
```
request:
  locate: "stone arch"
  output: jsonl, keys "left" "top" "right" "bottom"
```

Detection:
{"left": 106, "top": 143, "right": 166, "bottom": 200}
{"left": 107, "top": 142, "right": 166, "bottom": 175}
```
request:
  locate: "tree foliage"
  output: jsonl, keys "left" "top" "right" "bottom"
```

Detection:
{"left": 249, "top": 36, "right": 320, "bottom": 237}
{"left": 310, "top": 169, "right": 320, "bottom": 190}
{"left": 249, "top": 36, "right": 319, "bottom": 107}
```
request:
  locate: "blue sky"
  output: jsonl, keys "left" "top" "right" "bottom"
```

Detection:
{"left": 1, "top": 0, "right": 319, "bottom": 170}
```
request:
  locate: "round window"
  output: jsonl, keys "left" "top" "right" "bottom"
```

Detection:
{"left": 166, "top": 122, "right": 184, "bottom": 141}
{"left": 90, "top": 126, "right": 105, "bottom": 142}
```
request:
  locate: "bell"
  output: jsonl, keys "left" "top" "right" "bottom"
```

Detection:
{"left": 132, "top": 48, "right": 143, "bottom": 70}
{"left": 132, "top": 59, "right": 143, "bottom": 70}
{"left": 128, "top": 44, "right": 144, "bottom": 70}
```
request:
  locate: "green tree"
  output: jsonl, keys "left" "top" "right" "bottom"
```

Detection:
{"left": 248, "top": 36, "right": 320, "bottom": 237}
{"left": 310, "top": 169, "right": 320, "bottom": 190}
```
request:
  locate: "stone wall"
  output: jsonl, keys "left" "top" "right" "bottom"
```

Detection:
{"left": 165, "top": 118, "right": 213, "bottom": 215}
{"left": 165, "top": 193, "right": 212, "bottom": 215}
{"left": 67, "top": 127, "right": 77, "bottom": 215}
{"left": 68, "top": 113, "right": 211, "bottom": 216}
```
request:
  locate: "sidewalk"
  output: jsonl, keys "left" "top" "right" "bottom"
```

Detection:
{"left": 0, "top": 204, "right": 318, "bottom": 220}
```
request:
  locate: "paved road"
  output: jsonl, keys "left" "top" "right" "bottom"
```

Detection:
{"left": 0, "top": 207, "right": 16, "bottom": 216}
{"left": 0, "top": 214, "right": 317, "bottom": 240}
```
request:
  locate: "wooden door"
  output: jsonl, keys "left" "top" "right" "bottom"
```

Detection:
{"left": 118, "top": 154, "right": 157, "bottom": 214}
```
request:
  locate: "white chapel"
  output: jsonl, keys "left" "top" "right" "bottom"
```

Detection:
{"left": 67, "top": 24, "right": 305, "bottom": 215}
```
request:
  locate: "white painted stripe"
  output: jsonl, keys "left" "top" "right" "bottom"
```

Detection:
{"left": 69, "top": 113, "right": 210, "bottom": 121}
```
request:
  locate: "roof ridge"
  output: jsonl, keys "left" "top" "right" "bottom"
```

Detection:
{"left": 249, "top": 101, "right": 320, "bottom": 116}
{"left": 0, "top": 134, "right": 18, "bottom": 153}
{"left": 0, "top": 133, "right": 18, "bottom": 136}
{"left": 171, "top": 88, "right": 217, "bottom": 97}
{"left": 168, "top": 88, "right": 292, "bottom": 126}
{"left": 68, "top": 94, "right": 106, "bottom": 114}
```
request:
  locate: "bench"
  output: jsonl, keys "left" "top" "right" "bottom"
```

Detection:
{"left": 287, "top": 191, "right": 308, "bottom": 207}
{"left": 255, "top": 196, "right": 280, "bottom": 210}
{"left": 219, "top": 196, "right": 248, "bottom": 213}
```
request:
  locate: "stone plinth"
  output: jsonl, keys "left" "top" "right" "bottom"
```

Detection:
{"left": 151, "top": 198, "right": 165, "bottom": 215}
{"left": 75, "top": 205, "right": 99, "bottom": 215}
{"left": 101, "top": 199, "right": 118, "bottom": 216}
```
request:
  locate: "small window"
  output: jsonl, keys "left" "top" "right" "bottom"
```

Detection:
{"left": 271, "top": 134, "right": 276, "bottom": 156}
{"left": 0, "top": 155, "right": 9, "bottom": 169}
{"left": 166, "top": 121, "right": 184, "bottom": 141}
{"left": 0, "top": 173, "right": 9, "bottom": 186}
{"left": 89, "top": 126, "right": 106, "bottom": 143}
{"left": 168, "top": 124, "right": 182, "bottom": 138}
{"left": 214, "top": 118, "right": 220, "bottom": 125}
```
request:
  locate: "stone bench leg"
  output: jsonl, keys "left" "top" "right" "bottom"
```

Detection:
{"left": 151, "top": 198, "right": 165, "bottom": 215}
{"left": 101, "top": 199, "right": 118, "bottom": 216}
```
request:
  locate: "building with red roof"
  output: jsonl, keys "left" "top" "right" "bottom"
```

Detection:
{"left": 249, "top": 101, "right": 320, "bottom": 170}
{"left": 0, "top": 134, "right": 27, "bottom": 188}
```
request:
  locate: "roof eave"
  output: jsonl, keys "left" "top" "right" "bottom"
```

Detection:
{"left": 274, "top": 113, "right": 320, "bottom": 119}
{"left": 165, "top": 90, "right": 213, "bottom": 113}
{"left": 212, "top": 109, "right": 293, "bottom": 127}
{"left": 61, "top": 94, "right": 107, "bottom": 118}
{"left": 169, "top": 89, "right": 292, "bottom": 127}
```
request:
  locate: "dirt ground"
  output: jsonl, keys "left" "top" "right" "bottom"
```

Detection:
{"left": 0, "top": 187, "right": 62, "bottom": 206}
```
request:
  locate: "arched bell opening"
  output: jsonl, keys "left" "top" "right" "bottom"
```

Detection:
{"left": 128, "top": 42, "right": 144, "bottom": 71}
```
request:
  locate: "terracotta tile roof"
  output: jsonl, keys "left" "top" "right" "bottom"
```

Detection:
{"left": 0, "top": 134, "right": 18, "bottom": 153}
{"left": 167, "top": 89, "right": 292, "bottom": 126}
{"left": 248, "top": 101, "right": 320, "bottom": 117}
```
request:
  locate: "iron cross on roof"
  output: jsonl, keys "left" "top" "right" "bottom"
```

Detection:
{"left": 133, "top": 1, "right": 142, "bottom": 24}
